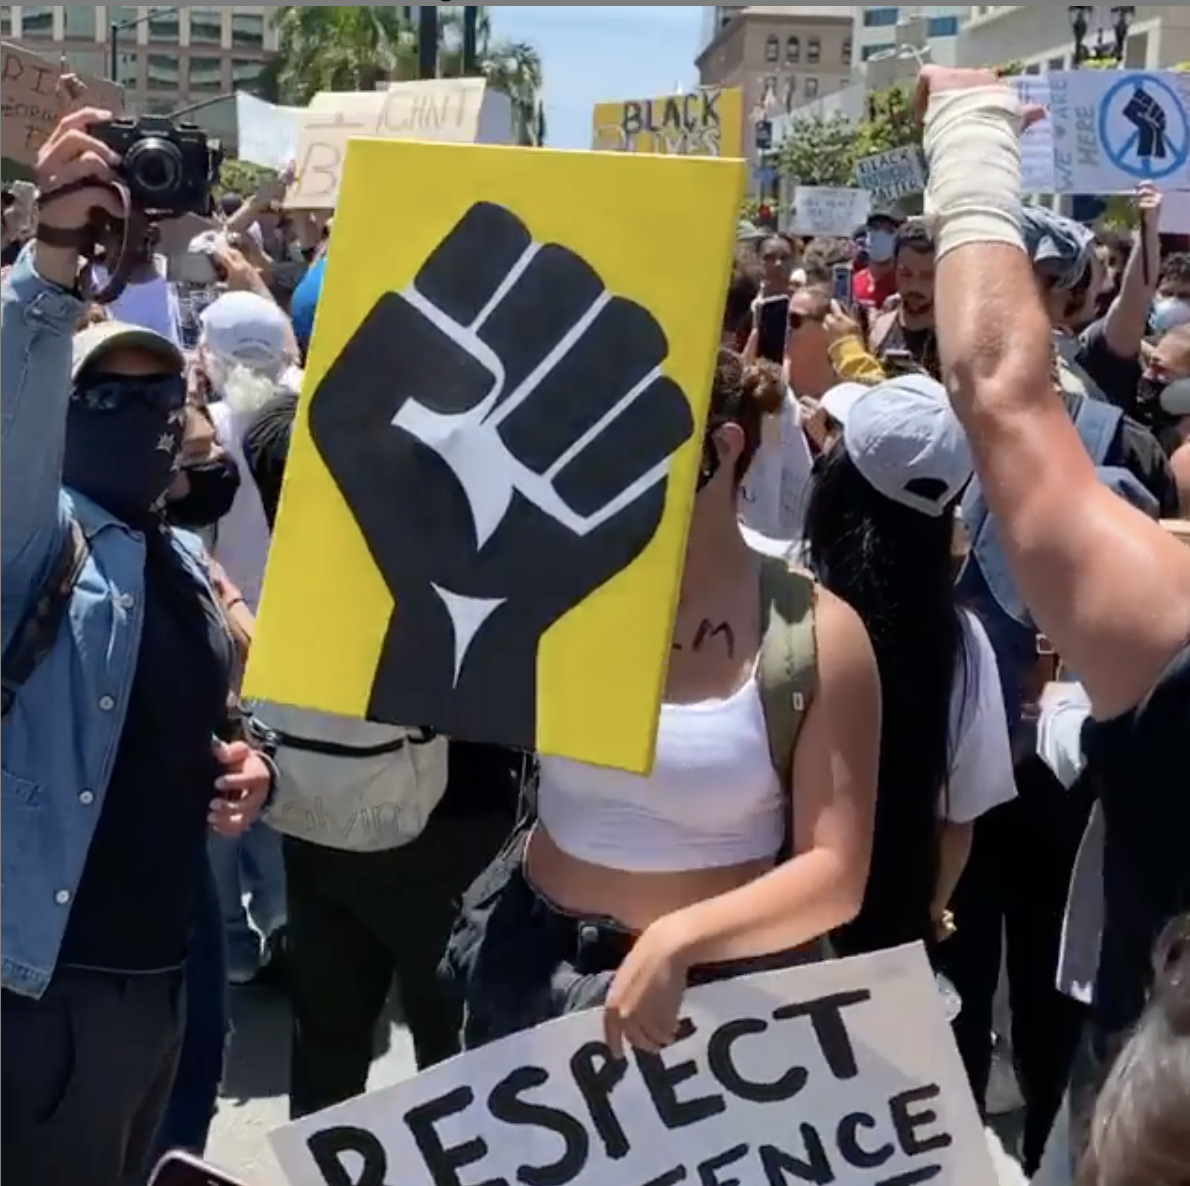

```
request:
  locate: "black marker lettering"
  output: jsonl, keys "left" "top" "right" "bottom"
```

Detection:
{"left": 488, "top": 1065, "right": 589, "bottom": 1186}
{"left": 836, "top": 1113, "right": 894, "bottom": 1170}
{"left": 634, "top": 1018, "right": 726, "bottom": 1130}
{"left": 691, "top": 620, "right": 736, "bottom": 658}
{"left": 403, "top": 1087, "right": 491, "bottom": 1186}
{"left": 707, "top": 1017, "right": 808, "bottom": 1103}
{"left": 772, "top": 989, "right": 871, "bottom": 1080}
{"left": 703, "top": 90, "right": 721, "bottom": 127}
{"left": 698, "top": 1144, "right": 750, "bottom": 1186}
{"left": 307, "top": 1126, "right": 392, "bottom": 1186}
{"left": 889, "top": 1084, "right": 952, "bottom": 1157}
{"left": 639, "top": 1170, "right": 688, "bottom": 1186}
{"left": 571, "top": 1041, "right": 631, "bottom": 1159}
{"left": 875, "top": 1169, "right": 943, "bottom": 1185}
{"left": 758, "top": 1132, "right": 833, "bottom": 1184}
{"left": 622, "top": 101, "right": 644, "bottom": 136}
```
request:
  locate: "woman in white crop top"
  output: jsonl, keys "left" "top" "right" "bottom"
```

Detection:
{"left": 444, "top": 350, "right": 881, "bottom": 1057}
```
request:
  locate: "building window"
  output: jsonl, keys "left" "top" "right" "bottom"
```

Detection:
{"left": 785, "top": 36, "right": 800, "bottom": 63}
{"left": 232, "top": 57, "right": 264, "bottom": 92}
{"left": 805, "top": 77, "right": 819, "bottom": 99}
{"left": 863, "top": 7, "right": 899, "bottom": 27}
{"left": 66, "top": 49, "right": 105, "bottom": 75}
{"left": 1047, "top": 55, "right": 1066, "bottom": 71}
{"left": 863, "top": 42, "right": 896, "bottom": 61}
{"left": 20, "top": 6, "right": 54, "bottom": 37}
{"left": 0, "top": 7, "right": 11, "bottom": 37}
{"left": 232, "top": 11, "right": 265, "bottom": 50}
{"left": 147, "top": 53, "right": 181, "bottom": 91}
{"left": 143, "top": 98, "right": 177, "bottom": 115}
{"left": 1024, "top": 62, "right": 1041, "bottom": 75}
{"left": 190, "top": 7, "right": 224, "bottom": 46}
{"left": 926, "top": 15, "right": 960, "bottom": 38}
{"left": 63, "top": 7, "right": 96, "bottom": 39}
{"left": 188, "top": 55, "right": 225, "bottom": 93}
{"left": 806, "top": 36, "right": 820, "bottom": 64}
{"left": 114, "top": 52, "right": 139, "bottom": 87}
{"left": 764, "top": 35, "right": 779, "bottom": 63}
{"left": 842, "top": 37, "right": 853, "bottom": 63}
{"left": 148, "top": 8, "right": 180, "bottom": 42}
{"left": 783, "top": 76, "right": 797, "bottom": 111}
{"left": 110, "top": 7, "right": 139, "bottom": 32}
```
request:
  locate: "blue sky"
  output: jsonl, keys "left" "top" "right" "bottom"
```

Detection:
{"left": 491, "top": 6, "right": 704, "bottom": 149}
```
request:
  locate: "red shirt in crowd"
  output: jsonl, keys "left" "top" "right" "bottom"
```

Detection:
{"left": 852, "top": 266, "right": 897, "bottom": 310}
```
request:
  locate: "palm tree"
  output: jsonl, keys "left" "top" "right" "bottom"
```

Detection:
{"left": 271, "top": 6, "right": 414, "bottom": 103}
{"left": 270, "top": 6, "right": 544, "bottom": 146}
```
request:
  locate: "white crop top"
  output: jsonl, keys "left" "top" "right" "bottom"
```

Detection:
{"left": 537, "top": 676, "right": 785, "bottom": 873}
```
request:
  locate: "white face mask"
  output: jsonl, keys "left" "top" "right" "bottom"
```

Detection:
{"left": 1151, "top": 296, "right": 1190, "bottom": 334}
{"left": 867, "top": 229, "right": 896, "bottom": 264}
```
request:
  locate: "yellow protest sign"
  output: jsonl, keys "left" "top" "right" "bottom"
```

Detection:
{"left": 246, "top": 139, "right": 744, "bottom": 773}
{"left": 591, "top": 88, "right": 743, "bottom": 157}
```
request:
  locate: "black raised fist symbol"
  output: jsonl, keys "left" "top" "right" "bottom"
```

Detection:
{"left": 1122, "top": 86, "right": 1167, "bottom": 161}
{"left": 307, "top": 202, "right": 695, "bottom": 748}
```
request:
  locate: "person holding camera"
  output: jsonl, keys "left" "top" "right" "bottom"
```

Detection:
{"left": 1, "top": 107, "right": 275, "bottom": 1186}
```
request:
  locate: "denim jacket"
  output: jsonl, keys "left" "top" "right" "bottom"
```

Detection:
{"left": 1, "top": 250, "right": 221, "bottom": 998}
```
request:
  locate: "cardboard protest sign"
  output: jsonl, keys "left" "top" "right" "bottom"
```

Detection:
{"left": 236, "top": 91, "right": 302, "bottom": 172}
{"left": 247, "top": 139, "right": 743, "bottom": 772}
{"left": 592, "top": 88, "right": 744, "bottom": 157}
{"left": 287, "top": 78, "right": 515, "bottom": 209}
{"left": 853, "top": 145, "right": 926, "bottom": 205}
{"left": 790, "top": 186, "right": 871, "bottom": 237}
{"left": 1010, "top": 74, "right": 1057, "bottom": 194}
{"left": 2, "top": 40, "right": 123, "bottom": 167}
{"left": 270, "top": 945, "right": 999, "bottom": 1186}
{"left": 1048, "top": 69, "right": 1190, "bottom": 193}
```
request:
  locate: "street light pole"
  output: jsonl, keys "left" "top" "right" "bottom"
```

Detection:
{"left": 462, "top": 6, "right": 479, "bottom": 75}
{"left": 109, "top": 21, "right": 120, "bottom": 83}
{"left": 417, "top": 5, "right": 439, "bottom": 80}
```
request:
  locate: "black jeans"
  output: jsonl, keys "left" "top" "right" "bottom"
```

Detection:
{"left": 283, "top": 808, "right": 513, "bottom": 1119}
{"left": 933, "top": 755, "right": 1091, "bottom": 1174}
{"left": 1, "top": 967, "right": 185, "bottom": 1186}
{"left": 441, "top": 830, "right": 826, "bottom": 1050}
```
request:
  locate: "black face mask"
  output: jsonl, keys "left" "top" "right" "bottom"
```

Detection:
{"left": 167, "top": 456, "right": 242, "bottom": 529}
{"left": 64, "top": 374, "right": 188, "bottom": 524}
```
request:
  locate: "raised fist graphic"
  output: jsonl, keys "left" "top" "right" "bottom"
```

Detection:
{"left": 1123, "top": 86, "right": 1167, "bottom": 161}
{"left": 307, "top": 202, "right": 695, "bottom": 748}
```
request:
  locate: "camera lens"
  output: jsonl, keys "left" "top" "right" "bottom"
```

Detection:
{"left": 124, "top": 137, "right": 182, "bottom": 199}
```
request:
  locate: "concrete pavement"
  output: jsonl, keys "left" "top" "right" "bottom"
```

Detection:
{"left": 206, "top": 985, "right": 1033, "bottom": 1186}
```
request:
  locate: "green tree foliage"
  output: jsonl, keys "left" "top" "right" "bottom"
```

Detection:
{"left": 271, "top": 6, "right": 544, "bottom": 145}
{"left": 776, "top": 85, "right": 919, "bottom": 187}
{"left": 218, "top": 158, "right": 277, "bottom": 199}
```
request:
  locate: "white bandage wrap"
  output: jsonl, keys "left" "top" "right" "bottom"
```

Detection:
{"left": 924, "top": 86, "right": 1026, "bottom": 261}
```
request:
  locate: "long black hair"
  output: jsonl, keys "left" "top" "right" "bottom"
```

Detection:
{"left": 805, "top": 441, "right": 971, "bottom": 953}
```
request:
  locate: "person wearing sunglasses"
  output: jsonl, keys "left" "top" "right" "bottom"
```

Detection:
{"left": 1, "top": 107, "right": 275, "bottom": 1186}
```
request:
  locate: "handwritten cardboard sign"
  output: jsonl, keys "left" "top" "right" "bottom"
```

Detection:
{"left": 853, "top": 145, "right": 926, "bottom": 205}
{"left": 1, "top": 40, "right": 123, "bottom": 168}
{"left": 790, "top": 186, "right": 872, "bottom": 237}
{"left": 270, "top": 945, "right": 999, "bottom": 1186}
{"left": 287, "top": 78, "right": 514, "bottom": 209}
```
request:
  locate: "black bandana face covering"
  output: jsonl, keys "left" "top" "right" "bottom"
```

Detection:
{"left": 64, "top": 374, "right": 188, "bottom": 525}
{"left": 167, "top": 456, "right": 242, "bottom": 530}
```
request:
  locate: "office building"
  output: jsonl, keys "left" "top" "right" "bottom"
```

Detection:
{"left": 0, "top": 5, "right": 279, "bottom": 113}
{"left": 698, "top": 5, "right": 856, "bottom": 169}
{"left": 855, "top": 6, "right": 969, "bottom": 66}
{"left": 958, "top": 5, "right": 1190, "bottom": 71}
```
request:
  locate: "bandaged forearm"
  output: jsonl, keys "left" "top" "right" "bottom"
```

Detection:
{"left": 924, "top": 86, "right": 1025, "bottom": 261}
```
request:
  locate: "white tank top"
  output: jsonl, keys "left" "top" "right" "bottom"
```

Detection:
{"left": 537, "top": 675, "right": 784, "bottom": 873}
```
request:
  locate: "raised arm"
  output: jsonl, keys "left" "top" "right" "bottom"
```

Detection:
{"left": 921, "top": 68, "right": 1190, "bottom": 720}
{"left": 1, "top": 109, "right": 122, "bottom": 610}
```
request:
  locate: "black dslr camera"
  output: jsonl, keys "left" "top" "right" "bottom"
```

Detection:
{"left": 91, "top": 116, "right": 222, "bottom": 218}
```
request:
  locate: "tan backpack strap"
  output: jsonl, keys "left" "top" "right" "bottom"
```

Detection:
{"left": 757, "top": 555, "right": 818, "bottom": 790}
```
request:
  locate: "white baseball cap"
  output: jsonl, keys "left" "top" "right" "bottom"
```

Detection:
{"left": 199, "top": 291, "right": 291, "bottom": 376}
{"left": 821, "top": 374, "right": 972, "bottom": 518}
{"left": 72, "top": 320, "right": 184, "bottom": 380}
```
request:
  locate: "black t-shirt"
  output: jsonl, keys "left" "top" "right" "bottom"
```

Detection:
{"left": 1, "top": 238, "right": 23, "bottom": 267}
{"left": 1088, "top": 642, "right": 1190, "bottom": 1036}
{"left": 59, "top": 531, "right": 235, "bottom": 973}
{"left": 1076, "top": 319, "right": 1142, "bottom": 414}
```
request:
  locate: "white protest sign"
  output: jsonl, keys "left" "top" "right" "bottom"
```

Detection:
{"left": 790, "top": 186, "right": 871, "bottom": 237}
{"left": 271, "top": 946, "right": 999, "bottom": 1186}
{"left": 236, "top": 91, "right": 302, "bottom": 171}
{"left": 853, "top": 145, "right": 926, "bottom": 204}
{"left": 1010, "top": 74, "right": 1057, "bottom": 194}
{"left": 1160, "top": 189, "right": 1190, "bottom": 233}
{"left": 287, "top": 78, "right": 515, "bottom": 209}
{"left": 1047, "top": 69, "right": 1190, "bottom": 194}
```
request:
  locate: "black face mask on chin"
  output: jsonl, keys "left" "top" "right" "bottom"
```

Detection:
{"left": 167, "top": 456, "right": 242, "bottom": 530}
{"left": 64, "top": 377, "right": 187, "bottom": 525}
